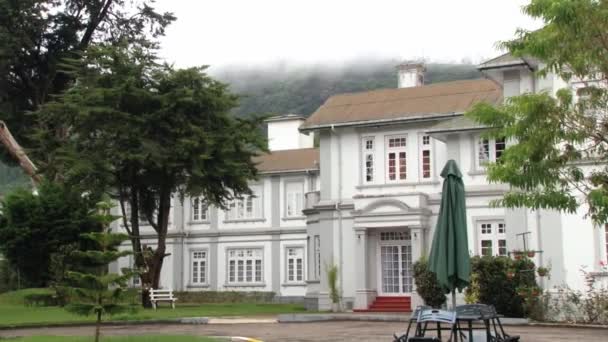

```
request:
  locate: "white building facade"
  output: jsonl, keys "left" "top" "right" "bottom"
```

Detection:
{"left": 113, "top": 115, "right": 319, "bottom": 301}
{"left": 300, "top": 57, "right": 608, "bottom": 311}
{"left": 113, "top": 54, "right": 608, "bottom": 310}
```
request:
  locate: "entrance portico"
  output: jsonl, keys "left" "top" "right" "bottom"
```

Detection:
{"left": 351, "top": 198, "right": 430, "bottom": 311}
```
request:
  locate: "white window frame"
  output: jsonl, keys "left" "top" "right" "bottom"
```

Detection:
{"left": 475, "top": 135, "right": 506, "bottom": 169}
{"left": 313, "top": 235, "right": 321, "bottom": 281}
{"left": 285, "top": 181, "right": 304, "bottom": 218}
{"left": 386, "top": 135, "right": 408, "bottom": 182}
{"left": 362, "top": 137, "right": 375, "bottom": 183}
{"left": 226, "top": 185, "right": 263, "bottom": 221}
{"left": 420, "top": 135, "right": 432, "bottom": 180}
{"left": 477, "top": 220, "right": 507, "bottom": 257}
{"left": 191, "top": 197, "right": 209, "bottom": 222}
{"left": 285, "top": 246, "right": 305, "bottom": 284}
{"left": 226, "top": 248, "right": 264, "bottom": 285}
{"left": 190, "top": 250, "right": 208, "bottom": 285}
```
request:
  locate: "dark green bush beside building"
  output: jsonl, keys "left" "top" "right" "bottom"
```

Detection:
{"left": 465, "top": 256, "right": 538, "bottom": 318}
{"left": 413, "top": 258, "right": 447, "bottom": 308}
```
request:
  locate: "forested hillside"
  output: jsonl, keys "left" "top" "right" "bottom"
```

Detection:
{"left": 212, "top": 60, "right": 481, "bottom": 117}
{"left": 0, "top": 60, "right": 481, "bottom": 191}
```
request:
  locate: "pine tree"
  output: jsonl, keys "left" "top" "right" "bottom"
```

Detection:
{"left": 64, "top": 201, "right": 136, "bottom": 342}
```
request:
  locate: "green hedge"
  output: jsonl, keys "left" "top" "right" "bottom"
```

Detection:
{"left": 174, "top": 291, "right": 276, "bottom": 304}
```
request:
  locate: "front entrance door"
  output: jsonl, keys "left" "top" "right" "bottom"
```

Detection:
{"left": 378, "top": 231, "right": 412, "bottom": 295}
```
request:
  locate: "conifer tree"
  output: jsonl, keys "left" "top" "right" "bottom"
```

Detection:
{"left": 65, "top": 201, "right": 136, "bottom": 342}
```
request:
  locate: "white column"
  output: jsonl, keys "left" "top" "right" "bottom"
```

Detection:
{"left": 354, "top": 227, "right": 375, "bottom": 309}
{"left": 410, "top": 226, "right": 425, "bottom": 309}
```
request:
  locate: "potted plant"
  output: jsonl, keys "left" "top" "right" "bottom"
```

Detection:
{"left": 512, "top": 250, "right": 523, "bottom": 260}
{"left": 326, "top": 264, "right": 341, "bottom": 312}
{"left": 516, "top": 287, "right": 528, "bottom": 297}
{"left": 537, "top": 266, "right": 549, "bottom": 277}
{"left": 527, "top": 250, "right": 536, "bottom": 258}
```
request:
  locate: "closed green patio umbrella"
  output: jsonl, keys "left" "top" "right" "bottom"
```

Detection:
{"left": 428, "top": 159, "right": 471, "bottom": 309}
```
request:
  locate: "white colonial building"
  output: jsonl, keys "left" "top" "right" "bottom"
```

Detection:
{"left": 114, "top": 53, "right": 608, "bottom": 311}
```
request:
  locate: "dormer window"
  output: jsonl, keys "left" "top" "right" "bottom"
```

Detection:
{"left": 387, "top": 135, "right": 407, "bottom": 181}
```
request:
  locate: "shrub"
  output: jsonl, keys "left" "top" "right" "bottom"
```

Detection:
{"left": 326, "top": 264, "right": 340, "bottom": 304}
{"left": 174, "top": 291, "right": 276, "bottom": 304}
{"left": 0, "top": 259, "right": 19, "bottom": 293}
{"left": 413, "top": 258, "right": 446, "bottom": 308}
{"left": 465, "top": 256, "right": 539, "bottom": 318}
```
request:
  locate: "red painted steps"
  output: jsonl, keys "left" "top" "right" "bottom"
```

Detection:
{"left": 353, "top": 296, "right": 412, "bottom": 313}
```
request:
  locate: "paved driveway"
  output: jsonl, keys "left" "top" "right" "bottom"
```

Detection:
{"left": 1, "top": 322, "right": 606, "bottom": 341}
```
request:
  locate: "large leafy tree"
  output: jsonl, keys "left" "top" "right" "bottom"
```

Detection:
{"left": 36, "top": 43, "right": 267, "bottom": 306}
{"left": 0, "top": 0, "right": 174, "bottom": 165}
{"left": 467, "top": 0, "right": 608, "bottom": 223}
{"left": 0, "top": 181, "right": 103, "bottom": 286}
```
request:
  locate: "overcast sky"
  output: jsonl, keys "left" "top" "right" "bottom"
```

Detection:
{"left": 154, "top": 0, "right": 541, "bottom": 69}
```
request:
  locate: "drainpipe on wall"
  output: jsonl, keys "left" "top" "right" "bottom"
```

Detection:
{"left": 331, "top": 124, "right": 345, "bottom": 304}
{"left": 180, "top": 200, "right": 186, "bottom": 291}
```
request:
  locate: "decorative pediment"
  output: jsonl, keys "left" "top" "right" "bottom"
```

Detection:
{"left": 354, "top": 199, "right": 412, "bottom": 216}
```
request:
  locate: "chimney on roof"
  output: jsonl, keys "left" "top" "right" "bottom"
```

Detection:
{"left": 397, "top": 61, "right": 426, "bottom": 88}
{"left": 265, "top": 114, "right": 314, "bottom": 151}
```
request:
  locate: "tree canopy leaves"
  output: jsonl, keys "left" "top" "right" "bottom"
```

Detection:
{"left": 0, "top": 181, "right": 103, "bottom": 286}
{"left": 467, "top": 0, "right": 608, "bottom": 223}
{"left": 0, "top": 0, "right": 175, "bottom": 164}
{"left": 35, "top": 42, "right": 268, "bottom": 302}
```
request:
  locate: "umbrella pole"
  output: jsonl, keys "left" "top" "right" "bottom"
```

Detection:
{"left": 452, "top": 290, "right": 456, "bottom": 310}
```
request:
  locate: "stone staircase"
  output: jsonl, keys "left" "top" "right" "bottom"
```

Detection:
{"left": 353, "top": 296, "right": 411, "bottom": 312}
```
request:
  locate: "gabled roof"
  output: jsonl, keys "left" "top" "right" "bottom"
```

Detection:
{"left": 478, "top": 52, "right": 538, "bottom": 71}
{"left": 300, "top": 79, "right": 502, "bottom": 131}
{"left": 253, "top": 148, "right": 319, "bottom": 174}
{"left": 426, "top": 116, "right": 487, "bottom": 134}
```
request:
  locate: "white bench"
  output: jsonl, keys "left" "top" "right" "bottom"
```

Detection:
{"left": 149, "top": 288, "right": 177, "bottom": 310}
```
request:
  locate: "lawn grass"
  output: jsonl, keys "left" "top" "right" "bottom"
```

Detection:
{"left": 0, "top": 289, "right": 306, "bottom": 328}
{"left": 4, "top": 336, "right": 219, "bottom": 342}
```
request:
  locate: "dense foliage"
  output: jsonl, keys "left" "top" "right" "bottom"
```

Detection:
{"left": 215, "top": 62, "right": 481, "bottom": 118}
{"left": 466, "top": 0, "right": 608, "bottom": 223}
{"left": 413, "top": 258, "right": 447, "bottom": 308}
{"left": 64, "top": 201, "right": 135, "bottom": 342}
{"left": 465, "top": 256, "right": 538, "bottom": 318}
{"left": 0, "top": 61, "right": 481, "bottom": 190}
{"left": 0, "top": 182, "right": 102, "bottom": 287}
{"left": 35, "top": 43, "right": 267, "bottom": 306}
{"left": 0, "top": 0, "right": 174, "bottom": 164}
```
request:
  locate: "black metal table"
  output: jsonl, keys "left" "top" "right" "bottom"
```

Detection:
{"left": 455, "top": 314, "right": 492, "bottom": 342}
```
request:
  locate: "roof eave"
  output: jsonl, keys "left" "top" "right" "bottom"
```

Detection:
{"left": 299, "top": 112, "right": 465, "bottom": 132}
{"left": 258, "top": 168, "right": 319, "bottom": 175}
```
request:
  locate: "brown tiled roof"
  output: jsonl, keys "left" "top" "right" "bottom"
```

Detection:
{"left": 254, "top": 148, "right": 319, "bottom": 173}
{"left": 300, "top": 79, "right": 502, "bottom": 130}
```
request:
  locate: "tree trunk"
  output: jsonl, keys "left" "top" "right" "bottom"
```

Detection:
{"left": 137, "top": 188, "right": 171, "bottom": 308}
{"left": 0, "top": 120, "right": 42, "bottom": 185}
{"left": 95, "top": 310, "right": 102, "bottom": 342}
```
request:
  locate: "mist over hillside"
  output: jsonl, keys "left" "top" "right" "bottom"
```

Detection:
{"left": 211, "top": 58, "right": 482, "bottom": 118}
{"left": 0, "top": 59, "right": 483, "bottom": 191}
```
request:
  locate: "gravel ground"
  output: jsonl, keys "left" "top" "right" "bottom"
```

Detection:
{"left": 1, "top": 322, "right": 606, "bottom": 341}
